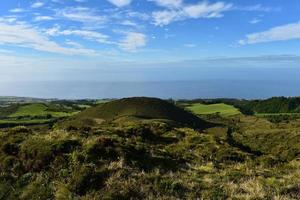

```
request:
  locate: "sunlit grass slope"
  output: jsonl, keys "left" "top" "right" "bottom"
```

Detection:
{"left": 187, "top": 103, "right": 241, "bottom": 116}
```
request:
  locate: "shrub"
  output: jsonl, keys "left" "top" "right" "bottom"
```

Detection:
{"left": 1, "top": 156, "right": 24, "bottom": 175}
{"left": 20, "top": 175, "right": 53, "bottom": 200}
{"left": 20, "top": 139, "right": 54, "bottom": 171}
{"left": 70, "top": 165, "right": 110, "bottom": 195}
{"left": 85, "top": 137, "right": 119, "bottom": 162}
{"left": 53, "top": 140, "right": 81, "bottom": 154}
{"left": 2, "top": 142, "right": 19, "bottom": 155}
{"left": 258, "top": 155, "right": 285, "bottom": 167}
{"left": 54, "top": 182, "right": 73, "bottom": 200}
{"left": 124, "top": 126, "right": 158, "bottom": 141}
{"left": 20, "top": 139, "right": 80, "bottom": 171}
{"left": 9, "top": 126, "right": 31, "bottom": 134}
{"left": 215, "top": 148, "right": 246, "bottom": 164}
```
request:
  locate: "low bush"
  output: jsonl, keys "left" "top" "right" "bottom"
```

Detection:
{"left": 70, "top": 165, "right": 110, "bottom": 195}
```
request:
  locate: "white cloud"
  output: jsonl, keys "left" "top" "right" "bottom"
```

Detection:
{"left": 57, "top": 7, "right": 106, "bottom": 24}
{"left": 9, "top": 8, "right": 25, "bottom": 13}
{"left": 249, "top": 18, "right": 261, "bottom": 24}
{"left": 65, "top": 40, "right": 83, "bottom": 48}
{"left": 127, "top": 11, "right": 150, "bottom": 21}
{"left": 31, "top": 2, "right": 45, "bottom": 8}
{"left": 46, "top": 27, "right": 110, "bottom": 44}
{"left": 0, "top": 20, "right": 99, "bottom": 56}
{"left": 107, "top": 0, "right": 132, "bottom": 7}
{"left": 150, "top": 0, "right": 182, "bottom": 8}
{"left": 34, "top": 16, "right": 54, "bottom": 21}
{"left": 120, "top": 20, "right": 138, "bottom": 27}
{"left": 183, "top": 1, "right": 232, "bottom": 18}
{"left": 239, "top": 22, "right": 300, "bottom": 45}
{"left": 151, "top": 2, "right": 276, "bottom": 26}
{"left": 52, "top": 0, "right": 87, "bottom": 3}
{"left": 153, "top": 10, "right": 182, "bottom": 26}
{"left": 152, "top": 1, "right": 233, "bottom": 26}
{"left": 0, "top": 16, "right": 18, "bottom": 23}
{"left": 119, "top": 32, "right": 147, "bottom": 52}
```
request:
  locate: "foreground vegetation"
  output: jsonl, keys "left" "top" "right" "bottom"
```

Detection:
{"left": 1, "top": 97, "right": 300, "bottom": 199}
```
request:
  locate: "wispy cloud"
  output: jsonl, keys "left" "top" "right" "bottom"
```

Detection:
{"left": 119, "top": 32, "right": 147, "bottom": 52}
{"left": 152, "top": 1, "right": 233, "bottom": 26}
{"left": 0, "top": 20, "right": 100, "bottom": 56}
{"left": 34, "top": 16, "right": 54, "bottom": 21}
{"left": 152, "top": 10, "right": 181, "bottom": 26}
{"left": 0, "top": 16, "right": 18, "bottom": 23}
{"left": 31, "top": 1, "right": 45, "bottom": 8}
{"left": 151, "top": 1, "right": 279, "bottom": 26}
{"left": 126, "top": 11, "right": 150, "bottom": 21}
{"left": 150, "top": 0, "right": 182, "bottom": 8}
{"left": 249, "top": 18, "right": 261, "bottom": 24}
{"left": 120, "top": 20, "right": 138, "bottom": 27}
{"left": 57, "top": 7, "right": 107, "bottom": 24}
{"left": 183, "top": 2, "right": 232, "bottom": 18}
{"left": 65, "top": 40, "right": 84, "bottom": 48}
{"left": 9, "top": 8, "right": 25, "bottom": 13}
{"left": 107, "top": 0, "right": 132, "bottom": 7}
{"left": 46, "top": 26, "right": 111, "bottom": 44}
{"left": 0, "top": 0, "right": 289, "bottom": 61}
{"left": 239, "top": 22, "right": 300, "bottom": 45}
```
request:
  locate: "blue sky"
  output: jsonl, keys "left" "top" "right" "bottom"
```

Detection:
{"left": 0, "top": 0, "right": 300, "bottom": 82}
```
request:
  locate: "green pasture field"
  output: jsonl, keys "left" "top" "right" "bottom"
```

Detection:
{"left": 186, "top": 103, "right": 241, "bottom": 116}
{"left": 9, "top": 103, "right": 75, "bottom": 118}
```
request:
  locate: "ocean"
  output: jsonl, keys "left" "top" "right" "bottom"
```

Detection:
{"left": 0, "top": 80, "right": 300, "bottom": 99}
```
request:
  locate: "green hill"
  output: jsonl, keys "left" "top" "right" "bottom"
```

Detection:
{"left": 248, "top": 97, "right": 300, "bottom": 113}
{"left": 72, "top": 97, "right": 210, "bottom": 128}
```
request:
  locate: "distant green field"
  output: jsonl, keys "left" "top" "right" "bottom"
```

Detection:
{"left": 9, "top": 103, "right": 74, "bottom": 118}
{"left": 186, "top": 103, "right": 241, "bottom": 116}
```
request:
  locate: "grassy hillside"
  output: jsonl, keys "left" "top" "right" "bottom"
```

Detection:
{"left": 72, "top": 97, "right": 211, "bottom": 128}
{"left": 231, "top": 116, "right": 300, "bottom": 161}
{"left": 249, "top": 97, "right": 300, "bottom": 113}
{"left": 186, "top": 103, "right": 241, "bottom": 116}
